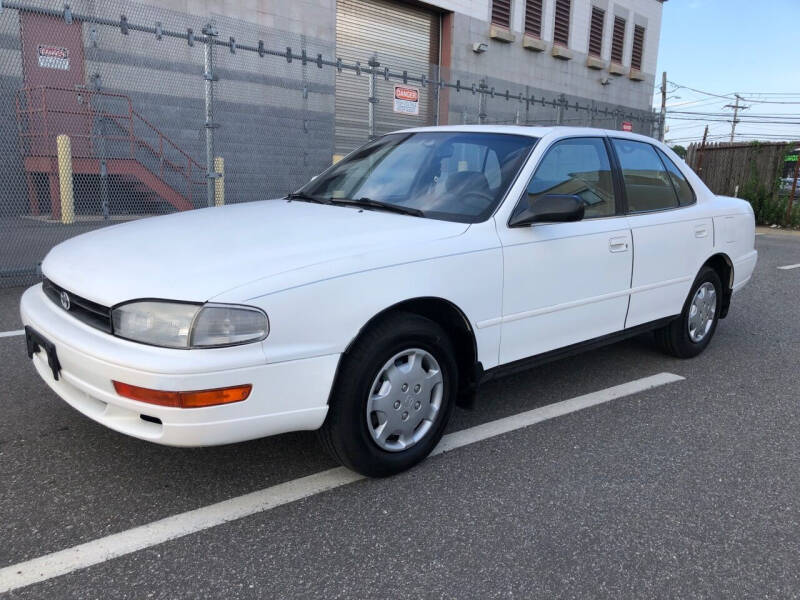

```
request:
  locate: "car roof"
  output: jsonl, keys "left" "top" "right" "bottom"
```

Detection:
{"left": 393, "top": 124, "right": 658, "bottom": 144}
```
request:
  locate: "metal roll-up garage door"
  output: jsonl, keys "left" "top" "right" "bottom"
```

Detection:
{"left": 335, "top": 0, "right": 440, "bottom": 156}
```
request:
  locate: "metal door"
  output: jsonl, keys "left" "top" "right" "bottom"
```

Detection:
{"left": 335, "top": 0, "right": 440, "bottom": 156}
{"left": 19, "top": 11, "right": 90, "bottom": 157}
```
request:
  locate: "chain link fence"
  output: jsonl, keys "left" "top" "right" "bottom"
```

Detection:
{"left": 0, "top": 0, "right": 658, "bottom": 287}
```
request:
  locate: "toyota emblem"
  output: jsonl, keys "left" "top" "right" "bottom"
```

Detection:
{"left": 59, "top": 290, "right": 71, "bottom": 311}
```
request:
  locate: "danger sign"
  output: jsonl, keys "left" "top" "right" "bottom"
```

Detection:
{"left": 393, "top": 85, "right": 419, "bottom": 115}
{"left": 621, "top": 121, "right": 633, "bottom": 132}
{"left": 37, "top": 45, "right": 69, "bottom": 70}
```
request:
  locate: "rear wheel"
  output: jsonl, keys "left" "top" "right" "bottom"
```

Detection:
{"left": 655, "top": 266, "right": 722, "bottom": 358}
{"left": 318, "top": 312, "right": 457, "bottom": 477}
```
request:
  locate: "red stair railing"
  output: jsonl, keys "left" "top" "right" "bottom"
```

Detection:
{"left": 15, "top": 86, "right": 206, "bottom": 208}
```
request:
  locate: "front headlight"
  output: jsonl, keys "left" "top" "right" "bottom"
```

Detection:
{"left": 112, "top": 301, "right": 269, "bottom": 349}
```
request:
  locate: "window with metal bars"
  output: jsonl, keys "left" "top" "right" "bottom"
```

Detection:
{"left": 610, "top": 15, "right": 626, "bottom": 64}
{"left": 588, "top": 6, "right": 605, "bottom": 57}
{"left": 631, "top": 24, "right": 645, "bottom": 70}
{"left": 524, "top": 0, "right": 543, "bottom": 37}
{"left": 553, "top": 0, "right": 571, "bottom": 46}
{"left": 491, "top": 0, "right": 511, "bottom": 29}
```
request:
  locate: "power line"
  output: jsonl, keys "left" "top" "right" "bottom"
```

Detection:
{"left": 667, "top": 80, "right": 800, "bottom": 105}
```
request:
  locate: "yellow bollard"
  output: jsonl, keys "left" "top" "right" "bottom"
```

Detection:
{"left": 214, "top": 156, "right": 225, "bottom": 207}
{"left": 56, "top": 134, "right": 74, "bottom": 224}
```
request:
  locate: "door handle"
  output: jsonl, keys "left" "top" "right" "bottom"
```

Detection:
{"left": 695, "top": 225, "right": 709, "bottom": 238}
{"left": 609, "top": 237, "right": 629, "bottom": 253}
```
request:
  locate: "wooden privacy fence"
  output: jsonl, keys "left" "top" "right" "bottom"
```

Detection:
{"left": 686, "top": 141, "right": 795, "bottom": 197}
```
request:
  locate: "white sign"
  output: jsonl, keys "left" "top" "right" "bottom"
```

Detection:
{"left": 393, "top": 85, "right": 419, "bottom": 116}
{"left": 37, "top": 45, "right": 69, "bottom": 70}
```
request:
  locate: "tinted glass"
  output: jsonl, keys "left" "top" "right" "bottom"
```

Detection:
{"left": 657, "top": 148, "right": 695, "bottom": 206}
{"left": 612, "top": 139, "right": 679, "bottom": 212}
{"left": 300, "top": 132, "right": 536, "bottom": 223}
{"left": 520, "top": 137, "right": 616, "bottom": 219}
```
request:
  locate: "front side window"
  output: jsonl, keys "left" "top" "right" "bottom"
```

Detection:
{"left": 516, "top": 137, "right": 617, "bottom": 220}
{"left": 300, "top": 132, "right": 536, "bottom": 223}
{"left": 612, "top": 139, "right": 679, "bottom": 213}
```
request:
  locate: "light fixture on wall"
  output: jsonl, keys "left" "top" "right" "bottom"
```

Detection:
{"left": 472, "top": 42, "right": 488, "bottom": 54}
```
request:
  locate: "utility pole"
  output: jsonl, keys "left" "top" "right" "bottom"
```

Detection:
{"left": 786, "top": 148, "right": 800, "bottom": 226}
{"left": 695, "top": 124, "right": 709, "bottom": 177}
{"left": 659, "top": 71, "right": 667, "bottom": 142}
{"left": 724, "top": 94, "right": 748, "bottom": 143}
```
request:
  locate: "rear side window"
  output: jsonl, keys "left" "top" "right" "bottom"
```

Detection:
{"left": 612, "top": 139, "right": 678, "bottom": 213}
{"left": 521, "top": 137, "right": 617, "bottom": 219}
{"left": 657, "top": 148, "right": 695, "bottom": 206}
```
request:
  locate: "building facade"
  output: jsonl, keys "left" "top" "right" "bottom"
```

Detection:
{"left": 151, "top": 0, "right": 665, "bottom": 152}
{"left": 0, "top": 0, "right": 664, "bottom": 282}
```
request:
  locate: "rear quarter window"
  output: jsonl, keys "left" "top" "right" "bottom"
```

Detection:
{"left": 612, "top": 138, "right": 679, "bottom": 213}
{"left": 657, "top": 148, "right": 696, "bottom": 206}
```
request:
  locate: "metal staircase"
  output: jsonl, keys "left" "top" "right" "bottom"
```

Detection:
{"left": 15, "top": 86, "right": 205, "bottom": 219}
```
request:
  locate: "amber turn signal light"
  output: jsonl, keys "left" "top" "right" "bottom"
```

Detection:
{"left": 112, "top": 381, "right": 252, "bottom": 408}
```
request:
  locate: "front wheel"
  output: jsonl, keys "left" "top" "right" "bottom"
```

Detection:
{"left": 318, "top": 312, "right": 457, "bottom": 477}
{"left": 655, "top": 266, "right": 722, "bottom": 358}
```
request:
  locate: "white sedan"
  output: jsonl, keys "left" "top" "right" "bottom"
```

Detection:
{"left": 21, "top": 126, "right": 757, "bottom": 477}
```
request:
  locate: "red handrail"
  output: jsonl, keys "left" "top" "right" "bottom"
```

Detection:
{"left": 15, "top": 86, "right": 205, "bottom": 205}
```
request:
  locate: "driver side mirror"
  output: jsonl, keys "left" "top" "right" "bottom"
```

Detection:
{"left": 508, "top": 193, "right": 585, "bottom": 227}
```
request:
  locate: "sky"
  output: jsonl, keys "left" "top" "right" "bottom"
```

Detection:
{"left": 655, "top": 0, "right": 800, "bottom": 147}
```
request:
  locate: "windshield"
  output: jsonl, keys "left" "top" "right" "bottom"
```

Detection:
{"left": 298, "top": 131, "right": 537, "bottom": 223}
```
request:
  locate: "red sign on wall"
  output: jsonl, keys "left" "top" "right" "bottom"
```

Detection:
{"left": 37, "top": 44, "right": 70, "bottom": 70}
{"left": 393, "top": 85, "right": 420, "bottom": 115}
{"left": 621, "top": 121, "right": 633, "bottom": 132}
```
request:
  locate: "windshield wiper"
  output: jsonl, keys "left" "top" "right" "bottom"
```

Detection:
{"left": 285, "top": 192, "right": 331, "bottom": 204}
{"left": 328, "top": 197, "right": 425, "bottom": 217}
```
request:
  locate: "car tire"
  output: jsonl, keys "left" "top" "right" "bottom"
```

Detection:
{"left": 318, "top": 311, "right": 458, "bottom": 478}
{"left": 655, "top": 266, "right": 723, "bottom": 359}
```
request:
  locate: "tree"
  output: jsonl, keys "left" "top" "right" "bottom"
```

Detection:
{"left": 671, "top": 145, "right": 687, "bottom": 159}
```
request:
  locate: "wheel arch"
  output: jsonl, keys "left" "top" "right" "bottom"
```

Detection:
{"left": 702, "top": 253, "right": 734, "bottom": 318}
{"left": 343, "top": 296, "right": 481, "bottom": 406}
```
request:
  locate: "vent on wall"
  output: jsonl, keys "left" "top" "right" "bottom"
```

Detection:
{"left": 491, "top": 0, "right": 511, "bottom": 28}
{"left": 610, "top": 15, "right": 626, "bottom": 64}
{"left": 525, "top": 0, "right": 543, "bottom": 37}
{"left": 631, "top": 24, "right": 645, "bottom": 70}
{"left": 553, "top": 0, "right": 571, "bottom": 46}
{"left": 588, "top": 6, "right": 605, "bottom": 57}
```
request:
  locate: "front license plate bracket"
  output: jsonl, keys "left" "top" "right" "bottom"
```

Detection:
{"left": 25, "top": 326, "right": 62, "bottom": 380}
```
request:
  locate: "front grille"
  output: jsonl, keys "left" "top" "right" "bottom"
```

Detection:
{"left": 43, "top": 278, "right": 113, "bottom": 333}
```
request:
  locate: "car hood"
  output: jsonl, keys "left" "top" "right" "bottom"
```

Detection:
{"left": 42, "top": 200, "right": 469, "bottom": 307}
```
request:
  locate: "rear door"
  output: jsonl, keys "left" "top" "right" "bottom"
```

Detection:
{"left": 609, "top": 138, "right": 713, "bottom": 327}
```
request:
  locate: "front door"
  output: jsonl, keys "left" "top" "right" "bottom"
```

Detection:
{"left": 496, "top": 136, "right": 633, "bottom": 365}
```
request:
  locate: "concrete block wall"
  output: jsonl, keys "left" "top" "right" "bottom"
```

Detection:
{"left": 0, "top": 13, "right": 26, "bottom": 217}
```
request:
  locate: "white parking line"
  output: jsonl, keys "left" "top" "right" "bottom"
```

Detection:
{"left": 777, "top": 263, "right": 800, "bottom": 270}
{"left": 0, "top": 330, "right": 24, "bottom": 338}
{"left": 0, "top": 371, "right": 683, "bottom": 594}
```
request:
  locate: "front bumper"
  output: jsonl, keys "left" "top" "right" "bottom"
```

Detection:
{"left": 20, "top": 284, "right": 337, "bottom": 446}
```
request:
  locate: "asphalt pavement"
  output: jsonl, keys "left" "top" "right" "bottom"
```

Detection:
{"left": 1, "top": 231, "right": 799, "bottom": 599}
